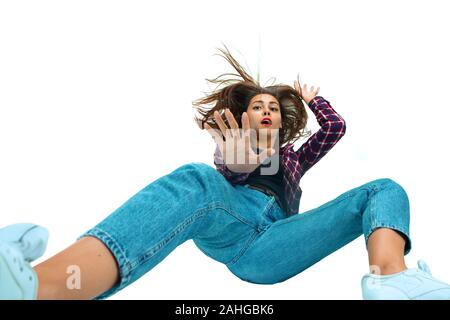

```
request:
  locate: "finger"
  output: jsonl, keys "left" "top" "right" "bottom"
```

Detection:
{"left": 225, "top": 109, "right": 239, "bottom": 129}
{"left": 315, "top": 86, "right": 320, "bottom": 95}
{"left": 242, "top": 112, "right": 254, "bottom": 148}
{"left": 243, "top": 123, "right": 252, "bottom": 161}
{"left": 225, "top": 109, "right": 240, "bottom": 138}
{"left": 214, "top": 110, "right": 229, "bottom": 137}
{"left": 241, "top": 112, "right": 250, "bottom": 131}
{"left": 249, "top": 128, "right": 257, "bottom": 149}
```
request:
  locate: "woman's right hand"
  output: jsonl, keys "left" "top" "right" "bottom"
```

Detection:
{"left": 204, "top": 109, "right": 275, "bottom": 173}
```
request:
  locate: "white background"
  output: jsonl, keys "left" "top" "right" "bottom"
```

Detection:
{"left": 0, "top": 0, "right": 449, "bottom": 299}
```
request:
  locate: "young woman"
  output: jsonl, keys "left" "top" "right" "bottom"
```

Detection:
{"left": 1, "top": 46, "right": 449, "bottom": 300}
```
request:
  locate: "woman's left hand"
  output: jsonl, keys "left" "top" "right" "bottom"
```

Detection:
{"left": 294, "top": 78, "right": 320, "bottom": 104}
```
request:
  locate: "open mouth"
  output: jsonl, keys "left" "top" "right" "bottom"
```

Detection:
{"left": 261, "top": 118, "right": 272, "bottom": 126}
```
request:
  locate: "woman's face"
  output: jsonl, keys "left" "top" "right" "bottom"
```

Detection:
{"left": 245, "top": 94, "right": 282, "bottom": 130}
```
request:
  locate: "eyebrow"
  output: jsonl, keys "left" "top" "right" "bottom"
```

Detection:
{"left": 252, "top": 100, "right": 280, "bottom": 106}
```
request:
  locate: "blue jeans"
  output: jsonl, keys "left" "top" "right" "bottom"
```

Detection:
{"left": 78, "top": 162, "right": 411, "bottom": 299}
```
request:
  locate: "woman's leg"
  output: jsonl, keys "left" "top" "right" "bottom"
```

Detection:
{"left": 34, "top": 236, "right": 120, "bottom": 300}
{"left": 30, "top": 162, "right": 272, "bottom": 299}
{"left": 227, "top": 178, "right": 412, "bottom": 284}
{"left": 367, "top": 228, "right": 407, "bottom": 275}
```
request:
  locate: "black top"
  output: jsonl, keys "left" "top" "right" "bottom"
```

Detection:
{"left": 245, "top": 150, "right": 287, "bottom": 213}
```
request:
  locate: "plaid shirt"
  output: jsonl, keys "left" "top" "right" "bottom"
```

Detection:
{"left": 213, "top": 96, "right": 346, "bottom": 217}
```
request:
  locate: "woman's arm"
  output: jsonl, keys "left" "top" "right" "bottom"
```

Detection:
{"left": 294, "top": 95, "right": 346, "bottom": 175}
{"left": 292, "top": 79, "right": 346, "bottom": 175}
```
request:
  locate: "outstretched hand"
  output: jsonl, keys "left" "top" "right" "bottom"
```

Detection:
{"left": 294, "top": 76, "right": 320, "bottom": 104}
{"left": 203, "top": 109, "right": 275, "bottom": 173}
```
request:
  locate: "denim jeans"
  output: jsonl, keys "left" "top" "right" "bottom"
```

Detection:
{"left": 78, "top": 162, "right": 411, "bottom": 299}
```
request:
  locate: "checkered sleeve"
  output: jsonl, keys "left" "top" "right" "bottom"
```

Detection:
{"left": 295, "top": 96, "right": 346, "bottom": 174}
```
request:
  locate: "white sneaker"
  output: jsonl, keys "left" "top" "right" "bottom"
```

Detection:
{"left": 361, "top": 260, "right": 450, "bottom": 300}
{"left": 0, "top": 240, "right": 38, "bottom": 300}
{"left": 0, "top": 223, "right": 49, "bottom": 262}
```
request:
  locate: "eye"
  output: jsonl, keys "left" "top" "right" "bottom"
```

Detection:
{"left": 271, "top": 107, "right": 279, "bottom": 112}
{"left": 253, "top": 106, "right": 261, "bottom": 110}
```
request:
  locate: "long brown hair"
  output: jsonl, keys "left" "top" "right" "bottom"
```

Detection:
{"left": 192, "top": 45, "right": 311, "bottom": 146}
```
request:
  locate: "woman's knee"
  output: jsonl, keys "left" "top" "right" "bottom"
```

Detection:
{"left": 370, "top": 178, "right": 410, "bottom": 216}
{"left": 370, "top": 178, "right": 408, "bottom": 196}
